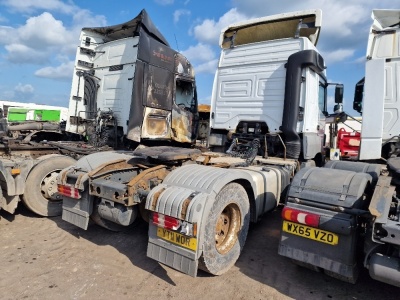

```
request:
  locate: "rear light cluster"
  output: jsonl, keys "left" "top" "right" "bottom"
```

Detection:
{"left": 57, "top": 184, "right": 81, "bottom": 199}
{"left": 153, "top": 212, "right": 181, "bottom": 230}
{"left": 152, "top": 212, "right": 197, "bottom": 236}
{"left": 282, "top": 207, "right": 320, "bottom": 228}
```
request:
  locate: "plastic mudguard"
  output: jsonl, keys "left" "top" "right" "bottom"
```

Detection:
{"left": 60, "top": 151, "right": 134, "bottom": 229}
{"left": 278, "top": 166, "right": 372, "bottom": 283}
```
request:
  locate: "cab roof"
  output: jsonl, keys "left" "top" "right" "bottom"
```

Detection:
{"left": 371, "top": 9, "right": 400, "bottom": 30}
{"left": 219, "top": 9, "right": 322, "bottom": 49}
{"left": 82, "top": 9, "right": 169, "bottom": 46}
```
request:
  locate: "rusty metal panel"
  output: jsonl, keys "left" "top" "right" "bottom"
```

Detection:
{"left": 171, "top": 105, "right": 193, "bottom": 143}
{"left": 171, "top": 79, "right": 198, "bottom": 143}
{"left": 369, "top": 176, "right": 393, "bottom": 220}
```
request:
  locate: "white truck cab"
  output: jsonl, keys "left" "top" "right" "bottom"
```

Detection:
{"left": 209, "top": 9, "right": 327, "bottom": 161}
{"left": 355, "top": 10, "right": 400, "bottom": 159}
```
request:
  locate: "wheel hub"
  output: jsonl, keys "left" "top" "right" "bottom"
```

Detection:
{"left": 215, "top": 203, "right": 241, "bottom": 254}
{"left": 41, "top": 171, "right": 61, "bottom": 201}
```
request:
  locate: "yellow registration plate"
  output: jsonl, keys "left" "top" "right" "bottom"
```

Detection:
{"left": 282, "top": 221, "right": 339, "bottom": 245}
{"left": 157, "top": 227, "right": 197, "bottom": 251}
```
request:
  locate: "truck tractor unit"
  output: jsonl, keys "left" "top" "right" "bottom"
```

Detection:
{"left": 0, "top": 9, "right": 198, "bottom": 218}
{"left": 66, "top": 9, "right": 198, "bottom": 149}
{"left": 58, "top": 9, "right": 335, "bottom": 277}
{"left": 278, "top": 10, "right": 400, "bottom": 287}
{"left": 58, "top": 9, "right": 200, "bottom": 230}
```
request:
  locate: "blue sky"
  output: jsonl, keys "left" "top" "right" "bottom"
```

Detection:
{"left": 0, "top": 0, "right": 398, "bottom": 115}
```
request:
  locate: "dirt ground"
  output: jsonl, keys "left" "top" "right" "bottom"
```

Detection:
{"left": 1, "top": 205, "right": 399, "bottom": 300}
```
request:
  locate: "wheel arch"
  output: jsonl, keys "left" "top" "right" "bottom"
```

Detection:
{"left": 231, "top": 178, "right": 257, "bottom": 223}
{"left": 0, "top": 159, "right": 35, "bottom": 196}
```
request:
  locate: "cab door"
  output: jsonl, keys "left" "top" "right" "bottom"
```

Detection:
{"left": 171, "top": 78, "right": 198, "bottom": 144}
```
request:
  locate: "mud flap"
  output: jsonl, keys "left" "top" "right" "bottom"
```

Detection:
{"left": 147, "top": 223, "right": 198, "bottom": 277}
{"left": 0, "top": 193, "right": 20, "bottom": 214}
{"left": 62, "top": 192, "right": 93, "bottom": 230}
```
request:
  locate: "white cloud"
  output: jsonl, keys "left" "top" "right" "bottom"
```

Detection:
{"left": 18, "top": 12, "right": 73, "bottom": 50}
{"left": 174, "top": 9, "right": 191, "bottom": 24}
{"left": 14, "top": 83, "right": 35, "bottom": 101}
{"left": 354, "top": 56, "right": 366, "bottom": 64}
{"left": 34, "top": 61, "right": 74, "bottom": 80}
{"left": 71, "top": 9, "right": 107, "bottom": 29}
{"left": 181, "top": 43, "right": 216, "bottom": 63}
{"left": 0, "top": 10, "right": 107, "bottom": 65}
{"left": 14, "top": 82, "right": 34, "bottom": 93}
{"left": 5, "top": 43, "right": 48, "bottom": 64}
{"left": 193, "top": 8, "right": 248, "bottom": 44}
{"left": 322, "top": 48, "right": 355, "bottom": 64}
{"left": 195, "top": 59, "right": 219, "bottom": 74}
{"left": 181, "top": 43, "right": 218, "bottom": 74}
{"left": 2, "top": 0, "right": 78, "bottom": 14}
{"left": 155, "top": 0, "right": 174, "bottom": 5}
{"left": 0, "top": 25, "right": 18, "bottom": 44}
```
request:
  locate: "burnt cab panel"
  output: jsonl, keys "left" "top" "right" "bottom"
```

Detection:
{"left": 126, "top": 22, "right": 197, "bottom": 144}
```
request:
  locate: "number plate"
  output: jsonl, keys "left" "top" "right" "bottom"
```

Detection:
{"left": 282, "top": 221, "right": 339, "bottom": 245}
{"left": 157, "top": 227, "right": 197, "bottom": 251}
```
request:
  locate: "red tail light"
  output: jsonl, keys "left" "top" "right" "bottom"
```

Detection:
{"left": 152, "top": 213, "right": 181, "bottom": 230}
{"left": 57, "top": 184, "right": 81, "bottom": 199}
{"left": 282, "top": 207, "right": 320, "bottom": 227}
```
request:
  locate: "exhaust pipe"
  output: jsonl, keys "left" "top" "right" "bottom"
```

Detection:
{"left": 282, "top": 50, "right": 325, "bottom": 159}
{"left": 8, "top": 122, "right": 59, "bottom": 131}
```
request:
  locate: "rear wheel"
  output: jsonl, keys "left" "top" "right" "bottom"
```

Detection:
{"left": 22, "top": 156, "right": 76, "bottom": 216}
{"left": 199, "top": 182, "right": 250, "bottom": 275}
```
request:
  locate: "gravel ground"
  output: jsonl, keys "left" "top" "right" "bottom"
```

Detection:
{"left": 1, "top": 205, "right": 399, "bottom": 300}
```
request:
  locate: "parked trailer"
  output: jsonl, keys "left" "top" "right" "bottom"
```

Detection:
{"left": 0, "top": 9, "right": 198, "bottom": 217}
{"left": 58, "top": 9, "right": 332, "bottom": 277}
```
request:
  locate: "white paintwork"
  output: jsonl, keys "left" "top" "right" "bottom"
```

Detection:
{"left": 66, "top": 32, "right": 139, "bottom": 135}
{"left": 210, "top": 37, "right": 322, "bottom": 137}
{"left": 0, "top": 101, "right": 68, "bottom": 121}
{"left": 359, "top": 59, "right": 386, "bottom": 160}
{"left": 359, "top": 10, "right": 400, "bottom": 159}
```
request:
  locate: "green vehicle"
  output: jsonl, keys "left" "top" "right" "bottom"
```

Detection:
{"left": 7, "top": 108, "right": 62, "bottom": 122}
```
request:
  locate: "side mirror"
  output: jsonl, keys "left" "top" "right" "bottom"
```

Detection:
{"left": 353, "top": 78, "right": 364, "bottom": 114}
{"left": 335, "top": 84, "right": 344, "bottom": 104}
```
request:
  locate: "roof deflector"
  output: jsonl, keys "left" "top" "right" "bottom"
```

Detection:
{"left": 82, "top": 9, "right": 170, "bottom": 46}
{"left": 220, "top": 9, "right": 322, "bottom": 49}
{"left": 371, "top": 9, "right": 400, "bottom": 30}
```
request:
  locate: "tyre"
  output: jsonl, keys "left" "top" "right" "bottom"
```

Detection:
{"left": 22, "top": 156, "right": 76, "bottom": 217}
{"left": 199, "top": 182, "right": 250, "bottom": 275}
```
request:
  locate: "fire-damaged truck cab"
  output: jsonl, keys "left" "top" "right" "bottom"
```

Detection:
{"left": 67, "top": 9, "right": 198, "bottom": 147}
